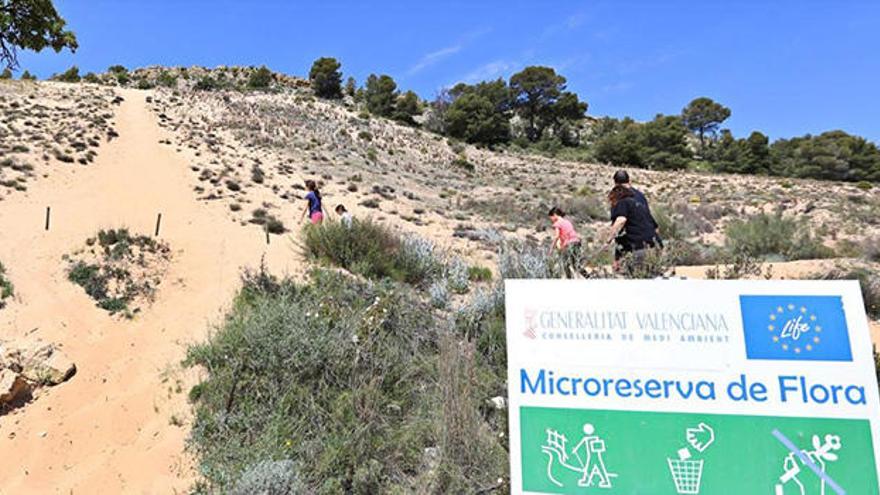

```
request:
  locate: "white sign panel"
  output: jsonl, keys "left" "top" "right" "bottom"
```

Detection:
{"left": 505, "top": 279, "right": 880, "bottom": 495}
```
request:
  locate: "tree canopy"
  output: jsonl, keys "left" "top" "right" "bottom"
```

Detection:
{"left": 0, "top": 0, "right": 77, "bottom": 69}
{"left": 509, "top": 66, "right": 587, "bottom": 142}
{"left": 364, "top": 74, "right": 398, "bottom": 117}
{"left": 682, "top": 97, "right": 731, "bottom": 149}
{"left": 309, "top": 57, "right": 342, "bottom": 99}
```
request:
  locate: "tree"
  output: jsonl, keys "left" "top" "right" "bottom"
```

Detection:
{"left": 247, "top": 65, "right": 273, "bottom": 89}
{"left": 639, "top": 114, "right": 692, "bottom": 170}
{"left": 52, "top": 65, "right": 79, "bottom": 82}
{"left": 593, "top": 115, "right": 691, "bottom": 170}
{"left": 594, "top": 118, "right": 643, "bottom": 167}
{"left": 344, "top": 76, "right": 356, "bottom": 97}
{"left": 770, "top": 131, "right": 880, "bottom": 182}
{"left": 509, "top": 66, "right": 587, "bottom": 142}
{"left": 19, "top": 69, "right": 34, "bottom": 80}
{"left": 682, "top": 97, "right": 731, "bottom": 149}
{"left": 0, "top": 0, "right": 77, "bottom": 69}
{"left": 443, "top": 79, "right": 513, "bottom": 145}
{"left": 309, "top": 57, "right": 342, "bottom": 98}
{"left": 364, "top": 74, "right": 397, "bottom": 117}
{"left": 444, "top": 93, "right": 510, "bottom": 145}
{"left": 82, "top": 71, "right": 98, "bottom": 83}
{"left": 0, "top": 66, "right": 10, "bottom": 79}
{"left": 393, "top": 90, "right": 420, "bottom": 125}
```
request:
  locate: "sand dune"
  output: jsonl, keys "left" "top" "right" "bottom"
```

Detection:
{"left": 0, "top": 89, "right": 302, "bottom": 494}
{"left": 0, "top": 84, "right": 877, "bottom": 493}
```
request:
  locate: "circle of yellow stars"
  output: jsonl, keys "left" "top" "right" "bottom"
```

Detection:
{"left": 768, "top": 303, "right": 821, "bottom": 354}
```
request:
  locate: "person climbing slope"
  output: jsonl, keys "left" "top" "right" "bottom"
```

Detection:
{"left": 548, "top": 207, "right": 589, "bottom": 279}
{"left": 300, "top": 180, "right": 324, "bottom": 225}
{"left": 604, "top": 185, "right": 659, "bottom": 272}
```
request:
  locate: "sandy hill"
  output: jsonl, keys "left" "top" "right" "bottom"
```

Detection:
{"left": 0, "top": 74, "right": 878, "bottom": 493}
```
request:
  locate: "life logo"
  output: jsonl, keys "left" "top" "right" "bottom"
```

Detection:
{"left": 739, "top": 295, "right": 852, "bottom": 361}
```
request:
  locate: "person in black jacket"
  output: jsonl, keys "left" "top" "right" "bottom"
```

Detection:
{"left": 613, "top": 170, "right": 662, "bottom": 247}
{"left": 605, "top": 185, "right": 659, "bottom": 271}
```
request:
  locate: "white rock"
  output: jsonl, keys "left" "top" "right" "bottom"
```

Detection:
{"left": 488, "top": 396, "right": 507, "bottom": 410}
{"left": 6, "top": 342, "right": 76, "bottom": 386}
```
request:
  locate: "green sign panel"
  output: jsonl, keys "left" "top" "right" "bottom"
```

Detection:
{"left": 521, "top": 406, "right": 878, "bottom": 494}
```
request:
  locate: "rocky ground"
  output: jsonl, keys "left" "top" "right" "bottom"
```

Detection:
{"left": 145, "top": 74, "right": 880, "bottom": 266}
{"left": 0, "top": 72, "right": 877, "bottom": 492}
{"left": 0, "top": 81, "right": 120, "bottom": 198}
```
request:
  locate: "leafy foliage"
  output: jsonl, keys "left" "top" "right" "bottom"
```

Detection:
{"left": 594, "top": 114, "right": 692, "bottom": 170}
{"left": 302, "top": 219, "right": 448, "bottom": 286}
{"left": 65, "top": 228, "right": 170, "bottom": 317}
{"left": 444, "top": 79, "right": 512, "bottom": 145}
{"left": 0, "top": 260, "right": 13, "bottom": 309}
{"left": 51, "top": 65, "right": 79, "bottom": 82}
{"left": 0, "top": 0, "right": 77, "bottom": 69}
{"left": 768, "top": 130, "right": 880, "bottom": 182}
{"left": 247, "top": 65, "right": 273, "bottom": 89}
{"left": 393, "top": 89, "right": 421, "bottom": 125}
{"left": 309, "top": 57, "right": 342, "bottom": 98}
{"left": 509, "top": 66, "right": 586, "bottom": 143}
{"left": 364, "top": 73, "right": 397, "bottom": 117}
{"left": 682, "top": 97, "right": 731, "bottom": 149}
{"left": 724, "top": 213, "right": 834, "bottom": 261}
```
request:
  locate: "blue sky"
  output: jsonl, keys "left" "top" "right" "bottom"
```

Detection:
{"left": 17, "top": 1, "right": 880, "bottom": 142}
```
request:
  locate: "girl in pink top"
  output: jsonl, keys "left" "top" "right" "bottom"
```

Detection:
{"left": 548, "top": 206, "right": 588, "bottom": 278}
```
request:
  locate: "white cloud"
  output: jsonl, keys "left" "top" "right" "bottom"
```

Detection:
{"left": 406, "top": 44, "right": 463, "bottom": 75}
{"left": 405, "top": 27, "right": 492, "bottom": 76}
{"left": 458, "top": 59, "right": 518, "bottom": 84}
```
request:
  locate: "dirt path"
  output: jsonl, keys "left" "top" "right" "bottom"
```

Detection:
{"left": 0, "top": 89, "right": 301, "bottom": 494}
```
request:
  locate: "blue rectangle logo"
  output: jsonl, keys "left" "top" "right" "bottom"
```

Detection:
{"left": 740, "top": 295, "right": 852, "bottom": 361}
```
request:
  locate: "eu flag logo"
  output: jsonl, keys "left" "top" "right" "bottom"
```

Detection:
{"left": 740, "top": 295, "right": 852, "bottom": 361}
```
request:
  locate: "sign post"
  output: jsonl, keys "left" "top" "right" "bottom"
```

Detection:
{"left": 505, "top": 279, "right": 880, "bottom": 494}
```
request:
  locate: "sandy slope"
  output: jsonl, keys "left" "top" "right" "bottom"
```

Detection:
{"left": 0, "top": 89, "right": 301, "bottom": 494}
{"left": 1, "top": 85, "right": 878, "bottom": 494}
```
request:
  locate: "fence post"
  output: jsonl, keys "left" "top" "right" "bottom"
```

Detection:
{"left": 154, "top": 213, "right": 162, "bottom": 236}
{"left": 45, "top": 206, "right": 51, "bottom": 231}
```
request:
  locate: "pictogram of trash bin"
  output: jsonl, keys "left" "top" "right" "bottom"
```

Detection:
{"left": 667, "top": 458, "right": 704, "bottom": 494}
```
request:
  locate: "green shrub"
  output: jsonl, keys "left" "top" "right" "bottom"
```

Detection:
{"left": 725, "top": 213, "right": 834, "bottom": 261}
{"left": 185, "top": 269, "right": 440, "bottom": 492}
{"left": 53, "top": 66, "right": 80, "bottom": 83}
{"left": 467, "top": 265, "right": 493, "bottom": 282}
{"left": 82, "top": 72, "right": 99, "bottom": 83}
{"left": 0, "top": 261, "right": 14, "bottom": 309}
{"left": 66, "top": 229, "right": 169, "bottom": 316}
{"left": 194, "top": 76, "right": 219, "bottom": 91}
{"left": 157, "top": 70, "right": 178, "bottom": 88}
{"left": 0, "top": 68, "right": 13, "bottom": 79}
{"left": 303, "top": 218, "right": 400, "bottom": 280}
{"left": 247, "top": 65, "right": 273, "bottom": 89}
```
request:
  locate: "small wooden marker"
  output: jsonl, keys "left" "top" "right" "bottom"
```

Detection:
{"left": 154, "top": 213, "right": 162, "bottom": 237}
{"left": 45, "top": 206, "right": 51, "bottom": 231}
{"left": 265, "top": 225, "right": 270, "bottom": 245}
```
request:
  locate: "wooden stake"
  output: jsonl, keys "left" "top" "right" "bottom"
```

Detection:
{"left": 154, "top": 213, "right": 162, "bottom": 236}
{"left": 45, "top": 206, "right": 50, "bottom": 231}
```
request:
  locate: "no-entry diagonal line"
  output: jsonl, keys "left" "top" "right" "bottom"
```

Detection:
{"left": 772, "top": 429, "right": 846, "bottom": 495}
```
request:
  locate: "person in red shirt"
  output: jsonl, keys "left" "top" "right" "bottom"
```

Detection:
{"left": 548, "top": 206, "right": 589, "bottom": 278}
